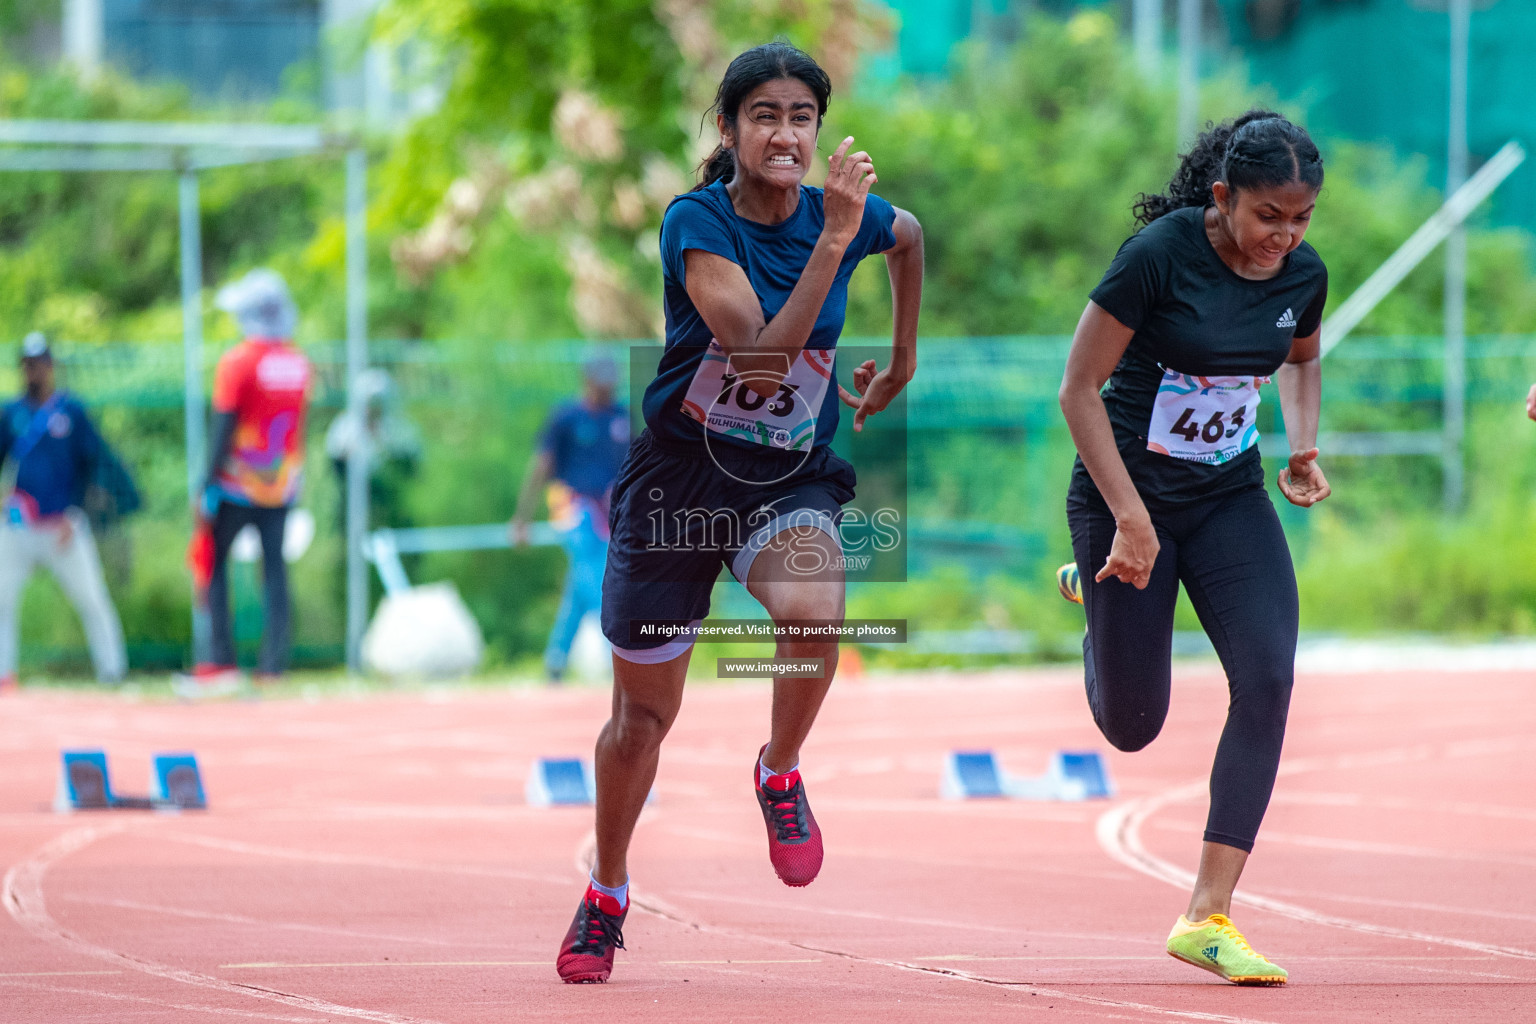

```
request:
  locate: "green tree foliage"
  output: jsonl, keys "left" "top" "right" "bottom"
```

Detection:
{"left": 363, "top": 0, "right": 888, "bottom": 339}
{"left": 5, "top": 8, "right": 1536, "bottom": 676}
{"left": 833, "top": 11, "right": 1536, "bottom": 338}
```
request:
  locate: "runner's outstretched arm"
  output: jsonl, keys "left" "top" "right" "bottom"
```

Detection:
{"left": 1275, "top": 329, "right": 1330, "bottom": 507}
{"left": 1059, "top": 301, "right": 1159, "bottom": 589}
{"left": 839, "top": 207, "right": 923, "bottom": 431}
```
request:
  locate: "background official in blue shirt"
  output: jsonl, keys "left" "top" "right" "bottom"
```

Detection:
{"left": 509, "top": 354, "right": 629, "bottom": 682}
{"left": 0, "top": 332, "right": 127, "bottom": 688}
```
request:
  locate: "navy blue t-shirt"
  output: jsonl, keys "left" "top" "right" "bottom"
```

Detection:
{"left": 647, "top": 181, "right": 897, "bottom": 452}
{"left": 540, "top": 400, "right": 629, "bottom": 499}
{"left": 0, "top": 392, "right": 104, "bottom": 519}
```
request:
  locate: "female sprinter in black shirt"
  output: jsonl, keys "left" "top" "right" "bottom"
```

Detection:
{"left": 1058, "top": 110, "right": 1328, "bottom": 985}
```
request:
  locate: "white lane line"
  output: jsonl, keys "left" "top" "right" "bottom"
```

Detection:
{"left": 239, "top": 804, "right": 559, "bottom": 822}
{"left": 571, "top": 798, "right": 1277, "bottom": 1019}
{"left": 784, "top": 940, "right": 1284, "bottom": 1024}
{"left": 1146, "top": 820, "right": 1536, "bottom": 870}
{"left": 1095, "top": 741, "right": 1536, "bottom": 962}
{"left": 1251, "top": 887, "right": 1536, "bottom": 925}
{"left": 914, "top": 954, "right": 1502, "bottom": 962}
{"left": 63, "top": 895, "right": 500, "bottom": 950}
{"left": 2, "top": 825, "right": 449, "bottom": 1024}
{"left": 660, "top": 824, "right": 1131, "bottom": 883}
{"left": 659, "top": 959, "right": 821, "bottom": 965}
{"left": 223, "top": 961, "right": 547, "bottom": 970}
{"left": 661, "top": 888, "right": 1150, "bottom": 945}
{"left": 579, "top": 772, "right": 1278, "bottom": 1022}
{"left": 153, "top": 832, "right": 570, "bottom": 886}
{"left": 0, "top": 978, "right": 329, "bottom": 1022}
{"left": 616, "top": 874, "right": 1280, "bottom": 1023}
{"left": 915, "top": 955, "right": 1168, "bottom": 962}
{"left": 1274, "top": 790, "right": 1536, "bottom": 824}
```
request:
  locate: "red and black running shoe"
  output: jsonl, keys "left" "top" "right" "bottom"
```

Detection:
{"left": 556, "top": 886, "right": 627, "bottom": 983}
{"left": 753, "top": 744, "right": 823, "bottom": 887}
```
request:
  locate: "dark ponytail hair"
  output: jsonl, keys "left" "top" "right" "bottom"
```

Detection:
{"left": 1133, "top": 109, "right": 1324, "bottom": 226}
{"left": 694, "top": 41, "right": 832, "bottom": 190}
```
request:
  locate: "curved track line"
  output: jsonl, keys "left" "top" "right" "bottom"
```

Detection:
{"left": 0, "top": 977, "right": 328, "bottom": 1022}
{"left": 66, "top": 895, "right": 501, "bottom": 950}
{"left": 2, "top": 825, "right": 449, "bottom": 1024}
{"left": 644, "top": 889, "right": 1280, "bottom": 1024}
{"left": 573, "top": 819, "right": 1280, "bottom": 1024}
{"left": 1095, "top": 745, "right": 1536, "bottom": 962}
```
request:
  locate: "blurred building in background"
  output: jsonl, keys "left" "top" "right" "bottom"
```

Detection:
{"left": 103, "top": 0, "right": 320, "bottom": 102}
{"left": 881, "top": 0, "right": 1536, "bottom": 230}
{"left": 55, "top": 0, "right": 430, "bottom": 122}
{"left": 41, "top": 0, "right": 1536, "bottom": 228}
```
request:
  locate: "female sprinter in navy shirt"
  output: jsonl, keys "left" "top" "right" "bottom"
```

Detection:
{"left": 556, "top": 42, "right": 924, "bottom": 983}
{"left": 1058, "top": 111, "right": 1328, "bottom": 985}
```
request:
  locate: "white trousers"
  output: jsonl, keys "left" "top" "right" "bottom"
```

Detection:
{"left": 0, "top": 510, "right": 127, "bottom": 682}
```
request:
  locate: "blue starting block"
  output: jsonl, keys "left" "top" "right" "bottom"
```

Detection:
{"left": 55, "top": 749, "right": 207, "bottom": 813}
{"left": 942, "top": 749, "right": 1113, "bottom": 801}
{"left": 150, "top": 753, "right": 208, "bottom": 810}
{"left": 55, "top": 749, "right": 114, "bottom": 811}
{"left": 525, "top": 757, "right": 657, "bottom": 807}
{"left": 941, "top": 750, "right": 1008, "bottom": 799}
{"left": 526, "top": 758, "right": 597, "bottom": 806}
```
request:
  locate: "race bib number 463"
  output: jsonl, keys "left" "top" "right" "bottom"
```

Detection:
{"left": 1146, "top": 369, "right": 1266, "bottom": 465}
{"left": 680, "top": 340, "right": 833, "bottom": 450}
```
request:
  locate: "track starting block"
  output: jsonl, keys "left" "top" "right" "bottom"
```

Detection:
{"left": 524, "top": 757, "right": 656, "bottom": 807}
{"left": 55, "top": 749, "right": 207, "bottom": 813}
{"left": 941, "top": 749, "right": 1113, "bottom": 801}
{"left": 526, "top": 758, "right": 597, "bottom": 806}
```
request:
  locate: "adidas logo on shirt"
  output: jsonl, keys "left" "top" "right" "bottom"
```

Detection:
{"left": 1276, "top": 308, "right": 1297, "bottom": 329}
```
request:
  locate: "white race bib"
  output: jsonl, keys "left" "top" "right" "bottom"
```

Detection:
{"left": 1146, "top": 369, "right": 1266, "bottom": 464}
{"left": 679, "top": 340, "right": 833, "bottom": 450}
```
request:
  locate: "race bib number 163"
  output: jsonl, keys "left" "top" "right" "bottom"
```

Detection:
{"left": 680, "top": 340, "right": 833, "bottom": 450}
{"left": 1146, "top": 369, "right": 1266, "bottom": 465}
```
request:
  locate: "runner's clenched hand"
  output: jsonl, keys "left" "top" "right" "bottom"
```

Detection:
{"left": 821, "top": 137, "right": 875, "bottom": 247}
{"left": 1097, "top": 515, "right": 1159, "bottom": 590}
{"left": 837, "top": 358, "right": 908, "bottom": 432}
{"left": 1277, "top": 448, "right": 1330, "bottom": 507}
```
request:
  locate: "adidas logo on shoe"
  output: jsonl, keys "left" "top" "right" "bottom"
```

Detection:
{"left": 1276, "top": 307, "right": 1297, "bottom": 328}
{"left": 1203, "top": 945, "right": 1221, "bottom": 964}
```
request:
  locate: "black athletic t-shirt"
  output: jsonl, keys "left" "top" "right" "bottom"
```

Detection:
{"left": 1069, "top": 205, "right": 1328, "bottom": 510}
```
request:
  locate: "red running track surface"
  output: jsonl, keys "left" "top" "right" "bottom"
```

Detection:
{"left": 1, "top": 664, "right": 1533, "bottom": 1023}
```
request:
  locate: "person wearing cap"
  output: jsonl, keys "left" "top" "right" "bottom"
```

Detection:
{"left": 0, "top": 332, "right": 128, "bottom": 689}
{"left": 187, "top": 269, "right": 312, "bottom": 690}
{"left": 509, "top": 355, "right": 629, "bottom": 682}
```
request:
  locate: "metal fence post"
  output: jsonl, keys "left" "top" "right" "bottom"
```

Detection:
{"left": 179, "top": 168, "right": 210, "bottom": 665}
{"left": 1176, "top": 0, "right": 1200, "bottom": 148}
{"left": 1134, "top": 0, "right": 1160, "bottom": 77}
{"left": 1443, "top": 0, "right": 1471, "bottom": 513}
{"left": 344, "top": 146, "right": 370, "bottom": 673}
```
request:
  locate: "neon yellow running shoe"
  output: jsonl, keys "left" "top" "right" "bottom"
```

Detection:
{"left": 1166, "top": 914, "right": 1287, "bottom": 985}
{"left": 1056, "top": 562, "right": 1082, "bottom": 605}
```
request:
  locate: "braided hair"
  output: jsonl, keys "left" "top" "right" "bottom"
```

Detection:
{"left": 1133, "top": 109, "right": 1324, "bottom": 226}
{"left": 694, "top": 42, "right": 832, "bottom": 191}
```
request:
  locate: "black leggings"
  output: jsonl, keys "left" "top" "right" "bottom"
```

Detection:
{"left": 1067, "top": 484, "right": 1297, "bottom": 853}
{"left": 208, "top": 503, "right": 291, "bottom": 676}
